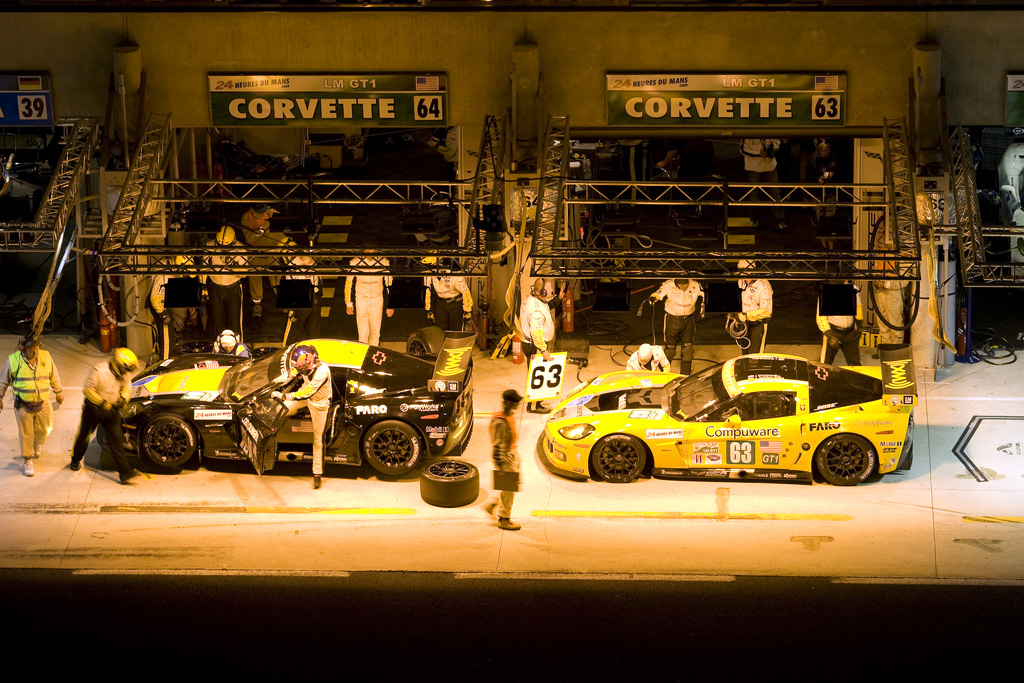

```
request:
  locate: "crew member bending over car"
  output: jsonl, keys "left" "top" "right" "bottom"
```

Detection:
{"left": 70, "top": 348, "right": 140, "bottom": 484}
{"left": 212, "top": 329, "right": 252, "bottom": 358}
{"left": 272, "top": 344, "right": 331, "bottom": 490}
{"left": 626, "top": 343, "right": 670, "bottom": 372}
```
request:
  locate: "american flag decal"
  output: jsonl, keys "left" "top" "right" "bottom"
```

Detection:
{"left": 760, "top": 440, "right": 782, "bottom": 453}
{"left": 814, "top": 75, "right": 839, "bottom": 90}
{"left": 416, "top": 76, "right": 439, "bottom": 91}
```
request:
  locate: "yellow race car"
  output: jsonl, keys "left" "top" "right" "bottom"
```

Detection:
{"left": 538, "top": 348, "right": 916, "bottom": 486}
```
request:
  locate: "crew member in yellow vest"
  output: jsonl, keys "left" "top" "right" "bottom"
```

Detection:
{"left": 0, "top": 333, "right": 64, "bottom": 477}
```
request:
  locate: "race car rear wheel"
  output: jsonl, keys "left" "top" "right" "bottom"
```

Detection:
{"left": 140, "top": 414, "right": 199, "bottom": 468}
{"left": 419, "top": 459, "right": 480, "bottom": 507}
{"left": 363, "top": 420, "right": 423, "bottom": 476}
{"left": 815, "top": 433, "right": 877, "bottom": 486}
{"left": 591, "top": 434, "right": 647, "bottom": 483}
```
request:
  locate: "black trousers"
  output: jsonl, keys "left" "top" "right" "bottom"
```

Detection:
{"left": 741, "top": 321, "right": 768, "bottom": 355}
{"left": 433, "top": 295, "right": 464, "bottom": 332}
{"left": 71, "top": 400, "right": 133, "bottom": 476}
{"left": 207, "top": 280, "right": 243, "bottom": 339}
{"left": 823, "top": 325, "right": 862, "bottom": 365}
{"left": 663, "top": 313, "right": 697, "bottom": 374}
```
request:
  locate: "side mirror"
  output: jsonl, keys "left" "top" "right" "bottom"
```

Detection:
{"left": 727, "top": 413, "right": 741, "bottom": 424}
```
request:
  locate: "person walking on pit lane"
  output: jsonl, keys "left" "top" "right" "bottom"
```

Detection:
{"left": 345, "top": 246, "right": 393, "bottom": 346}
{"left": 425, "top": 273, "right": 472, "bottom": 332}
{"left": 649, "top": 277, "right": 704, "bottom": 375}
{"left": 519, "top": 278, "right": 556, "bottom": 414}
{"left": 272, "top": 345, "right": 331, "bottom": 490}
{"left": 483, "top": 389, "right": 523, "bottom": 531}
{"left": 70, "top": 348, "right": 140, "bottom": 484}
{"left": 0, "top": 333, "right": 64, "bottom": 477}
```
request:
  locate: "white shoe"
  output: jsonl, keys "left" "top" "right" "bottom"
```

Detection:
{"left": 23, "top": 460, "right": 35, "bottom": 477}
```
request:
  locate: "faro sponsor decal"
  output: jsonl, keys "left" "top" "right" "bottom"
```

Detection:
{"left": 704, "top": 426, "right": 781, "bottom": 438}
{"left": 355, "top": 405, "right": 387, "bottom": 416}
{"left": 809, "top": 422, "right": 839, "bottom": 432}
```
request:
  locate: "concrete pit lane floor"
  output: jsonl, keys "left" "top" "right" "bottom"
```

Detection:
{"left": 1, "top": 333, "right": 1023, "bottom": 582}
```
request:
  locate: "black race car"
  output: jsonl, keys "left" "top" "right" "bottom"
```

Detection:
{"left": 123, "top": 334, "right": 474, "bottom": 476}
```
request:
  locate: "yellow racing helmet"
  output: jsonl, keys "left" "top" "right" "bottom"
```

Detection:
{"left": 111, "top": 347, "right": 139, "bottom": 375}
{"left": 215, "top": 225, "right": 236, "bottom": 246}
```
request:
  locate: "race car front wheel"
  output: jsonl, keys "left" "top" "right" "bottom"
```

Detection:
{"left": 140, "top": 414, "right": 199, "bottom": 468}
{"left": 363, "top": 420, "right": 423, "bottom": 476}
{"left": 591, "top": 434, "right": 647, "bottom": 483}
{"left": 815, "top": 433, "right": 877, "bottom": 486}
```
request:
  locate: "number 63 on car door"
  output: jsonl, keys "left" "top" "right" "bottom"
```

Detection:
{"left": 525, "top": 353, "right": 568, "bottom": 402}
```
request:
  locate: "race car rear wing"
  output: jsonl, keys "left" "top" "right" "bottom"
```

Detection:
{"left": 429, "top": 331, "right": 475, "bottom": 394}
{"left": 878, "top": 344, "right": 917, "bottom": 408}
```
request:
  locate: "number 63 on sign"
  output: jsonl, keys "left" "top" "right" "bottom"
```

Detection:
{"left": 525, "top": 353, "right": 568, "bottom": 402}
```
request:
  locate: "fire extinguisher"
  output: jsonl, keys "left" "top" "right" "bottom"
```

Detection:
{"left": 562, "top": 283, "right": 575, "bottom": 334}
{"left": 511, "top": 334, "right": 524, "bottom": 365}
{"left": 99, "top": 305, "right": 116, "bottom": 353}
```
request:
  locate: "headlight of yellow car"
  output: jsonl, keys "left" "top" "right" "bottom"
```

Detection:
{"left": 558, "top": 423, "right": 595, "bottom": 440}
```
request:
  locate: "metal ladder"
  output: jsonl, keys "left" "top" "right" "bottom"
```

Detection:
{"left": 882, "top": 118, "right": 923, "bottom": 277}
{"left": 100, "top": 113, "right": 172, "bottom": 253}
{"left": 28, "top": 118, "right": 100, "bottom": 333}
{"left": 532, "top": 115, "right": 569, "bottom": 250}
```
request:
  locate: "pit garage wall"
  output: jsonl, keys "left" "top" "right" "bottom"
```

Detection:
{"left": 0, "top": 11, "right": 1020, "bottom": 128}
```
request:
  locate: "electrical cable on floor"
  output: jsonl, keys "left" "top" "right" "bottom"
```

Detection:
{"left": 970, "top": 327, "right": 1018, "bottom": 365}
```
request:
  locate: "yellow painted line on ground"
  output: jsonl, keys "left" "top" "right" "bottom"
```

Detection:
{"left": 318, "top": 232, "right": 349, "bottom": 243}
{"left": 322, "top": 216, "right": 353, "bottom": 226}
{"left": 321, "top": 306, "right": 331, "bottom": 317}
{"left": 963, "top": 515, "right": 1024, "bottom": 524}
{"left": 533, "top": 510, "right": 852, "bottom": 521}
{"left": 99, "top": 505, "right": 415, "bottom": 515}
{"left": 322, "top": 286, "right": 335, "bottom": 298}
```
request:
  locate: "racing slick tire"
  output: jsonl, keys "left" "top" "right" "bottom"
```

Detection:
{"left": 407, "top": 325, "right": 445, "bottom": 357}
{"left": 591, "top": 434, "right": 647, "bottom": 483}
{"left": 815, "top": 433, "right": 877, "bottom": 486}
{"left": 363, "top": 420, "right": 424, "bottom": 476}
{"left": 139, "top": 414, "right": 199, "bottom": 468}
{"left": 419, "top": 458, "right": 480, "bottom": 507}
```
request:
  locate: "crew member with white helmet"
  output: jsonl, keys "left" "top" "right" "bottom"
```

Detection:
{"left": 626, "top": 343, "right": 671, "bottom": 372}
{"left": 212, "top": 329, "right": 252, "bottom": 358}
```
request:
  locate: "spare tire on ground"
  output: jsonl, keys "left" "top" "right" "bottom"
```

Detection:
{"left": 419, "top": 458, "right": 480, "bottom": 507}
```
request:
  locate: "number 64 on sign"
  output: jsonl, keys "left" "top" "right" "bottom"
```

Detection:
{"left": 525, "top": 353, "right": 568, "bottom": 402}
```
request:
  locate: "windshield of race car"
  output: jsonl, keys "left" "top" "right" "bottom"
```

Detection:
{"left": 668, "top": 364, "right": 729, "bottom": 419}
{"left": 225, "top": 349, "right": 288, "bottom": 400}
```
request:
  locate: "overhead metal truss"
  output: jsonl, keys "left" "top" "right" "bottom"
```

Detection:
{"left": 950, "top": 124, "right": 1024, "bottom": 286}
{"left": 529, "top": 118, "right": 922, "bottom": 282}
{"left": 97, "top": 119, "right": 500, "bottom": 277}
{"left": 0, "top": 118, "right": 99, "bottom": 252}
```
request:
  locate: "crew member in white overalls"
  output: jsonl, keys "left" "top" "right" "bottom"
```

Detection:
{"left": 345, "top": 249, "right": 392, "bottom": 346}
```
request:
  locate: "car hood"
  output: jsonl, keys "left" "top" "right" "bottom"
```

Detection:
{"left": 553, "top": 371, "right": 676, "bottom": 416}
{"left": 131, "top": 367, "right": 229, "bottom": 401}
